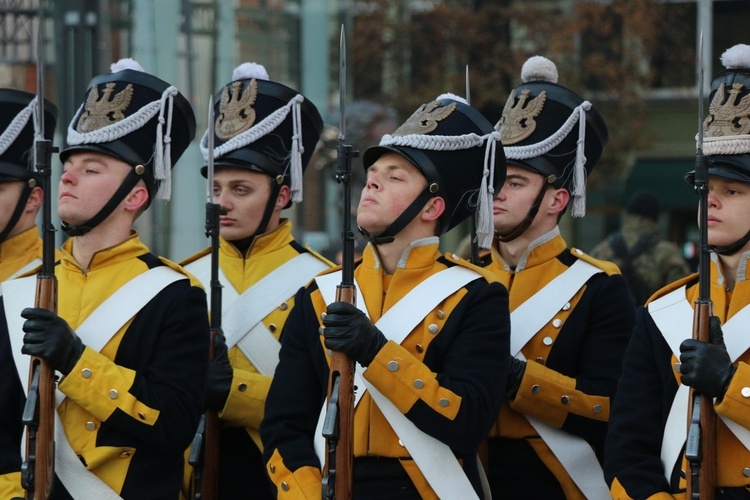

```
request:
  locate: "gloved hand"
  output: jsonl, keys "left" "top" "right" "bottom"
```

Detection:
{"left": 323, "top": 302, "right": 387, "bottom": 367}
{"left": 679, "top": 316, "right": 736, "bottom": 400}
{"left": 204, "top": 333, "right": 233, "bottom": 411}
{"left": 505, "top": 357, "right": 527, "bottom": 400}
{"left": 21, "top": 307, "right": 85, "bottom": 375}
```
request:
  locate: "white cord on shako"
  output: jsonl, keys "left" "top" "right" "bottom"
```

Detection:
{"left": 0, "top": 96, "right": 36, "bottom": 158}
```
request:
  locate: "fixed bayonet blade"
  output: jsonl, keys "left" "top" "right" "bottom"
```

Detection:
{"left": 697, "top": 30, "right": 704, "bottom": 155}
{"left": 35, "top": 3, "right": 45, "bottom": 144}
{"left": 465, "top": 65, "right": 470, "bottom": 105}
{"left": 339, "top": 25, "right": 346, "bottom": 142}
{"left": 207, "top": 94, "right": 215, "bottom": 203}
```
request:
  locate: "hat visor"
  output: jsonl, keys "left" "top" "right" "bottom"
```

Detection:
{"left": 684, "top": 156, "right": 750, "bottom": 185}
{"left": 59, "top": 143, "right": 144, "bottom": 168}
{"left": 362, "top": 145, "right": 431, "bottom": 179}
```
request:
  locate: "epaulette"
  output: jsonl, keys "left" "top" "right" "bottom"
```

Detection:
{"left": 158, "top": 256, "right": 205, "bottom": 289}
{"left": 178, "top": 246, "right": 211, "bottom": 267}
{"left": 644, "top": 272, "right": 698, "bottom": 306}
{"left": 571, "top": 247, "right": 621, "bottom": 276}
{"left": 443, "top": 252, "right": 501, "bottom": 284}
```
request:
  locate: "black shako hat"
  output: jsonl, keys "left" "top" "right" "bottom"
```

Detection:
{"left": 496, "top": 56, "right": 608, "bottom": 217}
{"left": 686, "top": 44, "right": 750, "bottom": 185}
{"left": 362, "top": 94, "right": 505, "bottom": 248}
{"left": 0, "top": 89, "right": 57, "bottom": 183}
{"left": 200, "top": 62, "right": 324, "bottom": 207}
{"left": 60, "top": 58, "right": 196, "bottom": 202}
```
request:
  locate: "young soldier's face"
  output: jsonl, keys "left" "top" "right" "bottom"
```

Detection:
{"left": 58, "top": 152, "right": 132, "bottom": 225}
{"left": 493, "top": 164, "right": 546, "bottom": 233}
{"left": 0, "top": 181, "right": 24, "bottom": 232}
{"left": 357, "top": 152, "right": 427, "bottom": 235}
{"left": 704, "top": 176, "right": 750, "bottom": 248}
{"left": 213, "top": 167, "right": 276, "bottom": 241}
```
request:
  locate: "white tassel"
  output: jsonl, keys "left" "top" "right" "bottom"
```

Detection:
{"left": 570, "top": 102, "right": 590, "bottom": 217}
{"left": 476, "top": 131, "right": 499, "bottom": 249}
{"left": 289, "top": 99, "right": 304, "bottom": 203}
{"left": 154, "top": 87, "right": 177, "bottom": 201}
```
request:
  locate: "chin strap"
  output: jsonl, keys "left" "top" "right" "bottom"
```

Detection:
{"left": 228, "top": 175, "right": 283, "bottom": 255}
{"left": 0, "top": 182, "right": 33, "bottom": 244}
{"left": 358, "top": 183, "right": 437, "bottom": 245}
{"left": 61, "top": 167, "right": 144, "bottom": 237}
{"left": 495, "top": 179, "right": 551, "bottom": 243}
{"left": 711, "top": 228, "right": 750, "bottom": 256}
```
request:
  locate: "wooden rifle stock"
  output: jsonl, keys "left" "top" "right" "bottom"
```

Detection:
{"left": 685, "top": 302, "right": 715, "bottom": 500}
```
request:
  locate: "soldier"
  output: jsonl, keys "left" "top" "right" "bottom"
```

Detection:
{"left": 181, "top": 62, "right": 330, "bottom": 499}
{"left": 590, "top": 189, "right": 690, "bottom": 305}
{"left": 484, "top": 56, "right": 635, "bottom": 499}
{"left": 0, "top": 59, "right": 208, "bottom": 498}
{"left": 604, "top": 44, "right": 750, "bottom": 498}
{"left": 0, "top": 89, "right": 57, "bottom": 282}
{"left": 260, "top": 94, "right": 510, "bottom": 498}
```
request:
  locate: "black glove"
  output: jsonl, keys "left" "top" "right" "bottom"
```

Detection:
{"left": 679, "top": 316, "right": 736, "bottom": 400}
{"left": 506, "top": 357, "right": 527, "bottom": 400}
{"left": 21, "top": 308, "right": 84, "bottom": 375}
{"left": 323, "top": 302, "right": 387, "bottom": 367}
{"left": 204, "top": 333, "right": 233, "bottom": 411}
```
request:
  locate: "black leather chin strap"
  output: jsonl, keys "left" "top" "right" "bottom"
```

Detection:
{"left": 495, "top": 181, "right": 549, "bottom": 243}
{"left": 61, "top": 168, "right": 143, "bottom": 237}
{"left": 0, "top": 182, "right": 33, "bottom": 244}
{"left": 358, "top": 183, "right": 436, "bottom": 246}
{"left": 229, "top": 178, "right": 282, "bottom": 256}
{"left": 711, "top": 228, "right": 750, "bottom": 256}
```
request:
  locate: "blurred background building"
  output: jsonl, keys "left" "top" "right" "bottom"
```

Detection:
{"left": 0, "top": 0, "right": 746, "bottom": 265}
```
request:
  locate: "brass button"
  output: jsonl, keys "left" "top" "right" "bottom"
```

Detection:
{"left": 543, "top": 336, "right": 553, "bottom": 346}
{"left": 318, "top": 325, "right": 325, "bottom": 335}
{"left": 387, "top": 361, "right": 399, "bottom": 372}
{"left": 593, "top": 404, "right": 602, "bottom": 414}
{"left": 439, "top": 398, "right": 449, "bottom": 407}
{"left": 451, "top": 253, "right": 458, "bottom": 259}
{"left": 238, "top": 382, "right": 247, "bottom": 392}
{"left": 428, "top": 324, "right": 439, "bottom": 334}
{"left": 535, "top": 357, "right": 545, "bottom": 364}
{"left": 531, "top": 385, "right": 540, "bottom": 394}
{"left": 321, "top": 312, "right": 327, "bottom": 320}
{"left": 279, "top": 302, "right": 288, "bottom": 311}
{"left": 138, "top": 412, "right": 146, "bottom": 420}
{"left": 436, "top": 310, "right": 445, "bottom": 319}
{"left": 561, "top": 395, "right": 570, "bottom": 405}
{"left": 81, "top": 368, "right": 92, "bottom": 378}
{"left": 743, "top": 467, "right": 750, "bottom": 477}
{"left": 120, "top": 451, "right": 131, "bottom": 458}
{"left": 269, "top": 464, "right": 275, "bottom": 473}
{"left": 398, "top": 439, "right": 405, "bottom": 447}
{"left": 269, "top": 323, "right": 277, "bottom": 333}
{"left": 415, "top": 344, "right": 424, "bottom": 353}
{"left": 134, "top": 164, "right": 145, "bottom": 175}
{"left": 281, "top": 481, "right": 289, "bottom": 491}
{"left": 552, "top": 318, "right": 562, "bottom": 328}
{"left": 742, "top": 387, "right": 750, "bottom": 398}
{"left": 85, "top": 422, "right": 96, "bottom": 431}
{"left": 575, "top": 249, "right": 583, "bottom": 255}
{"left": 414, "top": 379, "right": 424, "bottom": 389}
{"left": 109, "top": 389, "right": 118, "bottom": 399}
{"left": 562, "top": 302, "right": 571, "bottom": 311}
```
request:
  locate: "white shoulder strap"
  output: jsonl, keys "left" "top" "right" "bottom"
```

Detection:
{"left": 653, "top": 286, "right": 750, "bottom": 480}
{"left": 314, "top": 266, "right": 482, "bottom": 499}
{"left": 509, "top": 260, "right": 609, "bottom": 500}
{"left": 9, "top": 258, "right": 41, "bottom": 281}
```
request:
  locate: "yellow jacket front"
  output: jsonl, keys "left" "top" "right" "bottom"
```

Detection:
{"left": 0, "top": 227, "right": 48, "bottom": 282}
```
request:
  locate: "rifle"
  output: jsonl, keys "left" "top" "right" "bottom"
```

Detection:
{"left": 322, "top": 25, "right": 358, "bottom": 500}
{"left": 188, "top": 95, "right": 222, "bottom": 499}
{"left": 21, "top": 5, "right": 58, "bottom": 498}
{"left": 684, "top": 31, "right": 716, "bottom": 500}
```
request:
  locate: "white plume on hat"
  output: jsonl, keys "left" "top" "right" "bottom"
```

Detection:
{"left": 232, "top": 62, "right": 269, "bottom": 82}
{"left": 110, "top": 58, "right": 144, "bottom": 73}
{"left": 521, "top": 56, "right": 558, "bottom": 84}
{"left": 436, "top": 93, "right": 468, "bottom": 105}
{"left": 721, "top": 44, "right": 750, "bottom": 69}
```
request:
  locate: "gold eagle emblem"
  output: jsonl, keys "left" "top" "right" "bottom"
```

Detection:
{"left": 495, "top": 89, "right": 546, "bottom": 145}
{"left": 215, "top": 79, "right": 258, "bottom": 140}
{"left": 704, "top": 82, "right": 750, "bottom": 137}
{"left": 392, "top": 100, "right": 456, "bottom": 136}
{"left": 76, "top": 83, "right": 134, "bottom": 133}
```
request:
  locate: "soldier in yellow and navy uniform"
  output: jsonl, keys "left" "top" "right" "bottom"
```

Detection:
{"left": 181, "top": 62, "right": 330, "bottom": 499}
{"left": 0, "top": 59, "right": 208, "bottom": 499}
{"left": 0, "top": 89, "right": 58, "bottom": 498}
{"left": 0, "top": 89, "right": 58, "bottom": 282}
{"left": 261, "top": 94, "right": 510, "bottom": 499}
{"left": 605, "top": 44, "right": 750, "bottom": 499}
{"left": 485, "top": 56, "right": 635, "bottom": 499}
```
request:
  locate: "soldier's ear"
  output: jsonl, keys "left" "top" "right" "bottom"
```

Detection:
{"left": 25, "top": 186, "right": 43, "bottom": 213}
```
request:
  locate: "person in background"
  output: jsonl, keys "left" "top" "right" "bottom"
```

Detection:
{"left": 484, "top": 55, "right": 635, "bottom": 499}
{"left": 0, "top": 89, "right": 58, "bottom": 282}
{"left": 0, "top": 58, "right": 208, "bottom": 499}
{"left": 261, "top": 94, "right": 510, "bottom": 498}
{"left": 605, "top": 43, "right": 750, "bottom": 499}
{"left": 590, "top": 189, "right": 690, "bottom": 305}
{"left": 181, "top": 62, "right": 330, "bottom": 499}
